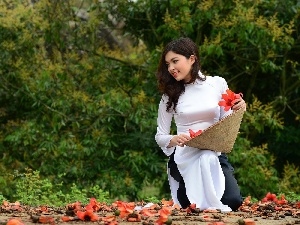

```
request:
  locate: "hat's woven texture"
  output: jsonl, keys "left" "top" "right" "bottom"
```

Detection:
{"left": 185, "top": 108, "right": 245, "bottom": 153}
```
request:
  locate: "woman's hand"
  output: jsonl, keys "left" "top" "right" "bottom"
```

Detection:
{"left": 168, "top": 134, "right": 191, "bottom": 148}
{"left": 232, "top": 98, "right": 246, "bottom": 111}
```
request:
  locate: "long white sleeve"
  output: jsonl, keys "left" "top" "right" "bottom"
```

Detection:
{"left": 155, "top": 95, "right": 176, "bottom": 156}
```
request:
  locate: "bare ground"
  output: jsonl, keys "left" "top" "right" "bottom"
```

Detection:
{"left": 1, "top": 207, "right": 300, "bottom": 225}
{"left": 1, "top": 198, "right": 300, "bottom": 225}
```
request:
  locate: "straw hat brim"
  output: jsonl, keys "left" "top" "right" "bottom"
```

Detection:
{"left": 185, "top": 108, "right": 245, "bottom": 153}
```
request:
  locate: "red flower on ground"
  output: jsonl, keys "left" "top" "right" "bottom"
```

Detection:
{"left": 243, "top": 218, "right": 256, "bottom": 225}
{"left": 218, "top": 89, "right": 242, "bottom": 111}
{"left": 155, "top": 207, "right": 172, "bottom": 225}
{"left": 101, "top": 215, "right": 116, "bottom": 222}
{"left": 105, "top": 221, "right": 118, "bottom": 225}
{"left": 76, "top": 209, "right": 99, "bottom": 222}
{"left": 2, "top": 201, "right": 22, "bottom": 211}
{"left": 61, "top": 216, "right": 75, "bottom": 222}
{"left": 276, "top": 194, "right": 288, "bottom": 205}
{"left": 189, "top": 129, "right": 202, "bottom": 138}
{"left": 140, "top": 208, "right": 157, "bottom": 217}
{"left": 38, "top": 216, "right": 55, "bottom": 225}
{"left": 242, "top": 196, "right": 251, "bottom": 206}
{"left": 87, "top": 197, "right": 101, "bottom": 212}
{"left": 115, "top": 201, "right": 135, "bottom": 218}
{"left": 66, "top": 201, "right": 82, "bottom": 213}
{"left": 262, "top": 192, "right": 277, "bottom": 202}
{"left": 186, "top": 203, "right": 200, "bottom": 214}
{"left": 161, "top": 199, "right": 174, "bottom": 207}
{"left": 6, "top": 218, "right": 24, "bottom": 225}
{"left": 38, "top": 206, "right": 48, "bottom": 212}
{"left": 126, "top": 213, "right": 141, "bottom": 222}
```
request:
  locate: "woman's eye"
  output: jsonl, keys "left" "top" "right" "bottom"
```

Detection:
{"left": 173, "top": 60, "right": 178, "bottom": 63}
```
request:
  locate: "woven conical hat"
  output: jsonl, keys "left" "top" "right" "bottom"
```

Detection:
{"left": 185, "top": 108, "right": 245, "bottom": 153}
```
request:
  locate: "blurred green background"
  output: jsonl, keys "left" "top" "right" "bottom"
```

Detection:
{"left": 0, "top": 0, "right": 299, "bottom": 203}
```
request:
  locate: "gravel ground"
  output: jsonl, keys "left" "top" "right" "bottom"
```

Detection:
{"left": 1, "top": 198, "right": 300, "bottom": 225}
{"left": 1, "top": 208, "right": 300, "bottom": 225}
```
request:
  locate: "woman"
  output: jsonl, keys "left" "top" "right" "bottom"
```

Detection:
{"left": 155, "top": 37, "right": 246, "bottom": 212}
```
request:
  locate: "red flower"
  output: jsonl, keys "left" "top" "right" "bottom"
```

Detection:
{"left": 115, "top": 201, "right": 135, "bottom": 218}
{"left": 76, "top": 209, "right": 99, "bottom": 221}
{"left": 161, "top": 199, "right": 174, "bottom": 207}
{"left": 186, "top": 203, "right": 200, "bottom": 214}
{"left": 140, "top": 208, "right": 157, "bottom": 217}
{"left": 266, "top": 192, "right": 277, "bottom": 202}
{"left": 38, "top": 216, "right": 55, "bottom": 225}
{"left": 6, "top": 219, "right": 24, "bottom": 225}
{"left": 61, "top": 216, "right": 75, "bottom": 222}
{"left": 101, "top": 215, "right": 116, "bottom": 222}
{"left": 66, "top": 201, "right": 82, "bottom": 213}
{"left": 276, "top": 194, "right": 288, "bottom": 205}
{"left": 189, "top": 129, "right": 202, "bottom": 138}
{"left": 155, "top": 207, "right": 172, "bottom": 225}
{"left": 126, "top": 213, "right": 141, "bottom": 222}
{"left": 2, "top": 201, "right": 22, "bottom": 211}
{"left": 87, "top": 197, "right": 101, "bottom": 212}
{"left": 218, "top": 89, "right": 242, "bottom": 111}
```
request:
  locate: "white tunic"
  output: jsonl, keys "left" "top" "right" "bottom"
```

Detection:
{"left": 155, "top": 75, "right": 233, "bottom": 212}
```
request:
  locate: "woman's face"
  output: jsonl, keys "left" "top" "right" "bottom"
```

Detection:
{"left": 165, "top": 51, "right": 195, "bottom": 83}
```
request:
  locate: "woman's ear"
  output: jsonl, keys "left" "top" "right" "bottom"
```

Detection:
{"left": 190, "top": 55, "right": 196, "bottom": 64}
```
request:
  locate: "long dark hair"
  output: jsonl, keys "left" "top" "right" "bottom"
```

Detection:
{"left": 156, "top": 37, "right": 205, "bottom": 112}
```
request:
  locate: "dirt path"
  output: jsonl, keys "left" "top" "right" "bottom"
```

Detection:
{"left": 0, "top": 212, "right": 299, "bottom": 225}
{"left": 1, "top": 198, "right": 300, "bottom": 225}
{"left": 1, "top": 208, "right": 300, "bottom": 225}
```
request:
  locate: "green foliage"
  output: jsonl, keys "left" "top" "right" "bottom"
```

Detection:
{"left": 231, "top": 141, "right": 279, "bottom": 198}
{"left": 0, "top": 0, "right": 300, "bottom": 202}
{"left": 62, "top": 184, "right": 90, "bottom": 205}
{"left": 278, "top": 163, "right": 300, "bottom": 194}
{"left": 13, "top": 168, "right": 109, "bottom": 206}
{"left": 62, "top": 183, "right": 110, "bottom": 204}
{"left": 144, "top": 196, "right": 161, "bottom": 204}
{"left": 0, "top": 194, "right": 7, "bottom": 202}
{"left": 281, "top": 192, "right": 300, "bottom": 203}
{"left": 269, "top": 125, "right": 300, "bottom": 168}
{"left": 241, "top": 97, "right": 284, "bottom": 138}
{"left": 0, "top": 0, "right": 164, "bottom": 201}
{"left": 230, "top": 97, "right": 299, "bottom": 198}
{"left": 88, "top": 185, "right": 111, "bottom": 203}
{"left": 14, "top": 169, "right": 66, "bottom": 206}
{"left": 229, "top": 98, "right": 283, "bottom": 198}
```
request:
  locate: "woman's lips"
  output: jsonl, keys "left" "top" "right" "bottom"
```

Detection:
{"left": 172, "top": 72, "right": 178, "bottom": 78}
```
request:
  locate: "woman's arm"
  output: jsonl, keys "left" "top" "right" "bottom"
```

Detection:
{"left": 155, "top": 96, "right": 176, "bottom": 156}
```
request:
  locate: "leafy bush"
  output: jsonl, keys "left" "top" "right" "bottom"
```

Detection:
{"left": 0, "top": 194, "right": 7, "bottom": 202}
{"left": 0, "top": 0, "right": 164, "bottom": 201}
{"left": 13, "top": 168, "right": 109, "bottom": 206}
{"left": 279, "top": 163, "right": 300, "bottom": 194}
{"left": 14, "top": 169, "right": 65, "bottom": 206}
{"left": 281, "top": 192, "right": 300, "bottom": 203}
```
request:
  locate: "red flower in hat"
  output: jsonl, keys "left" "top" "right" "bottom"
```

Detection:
{"left": 218, "top": 89, "right": 242, "bottom": 111}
